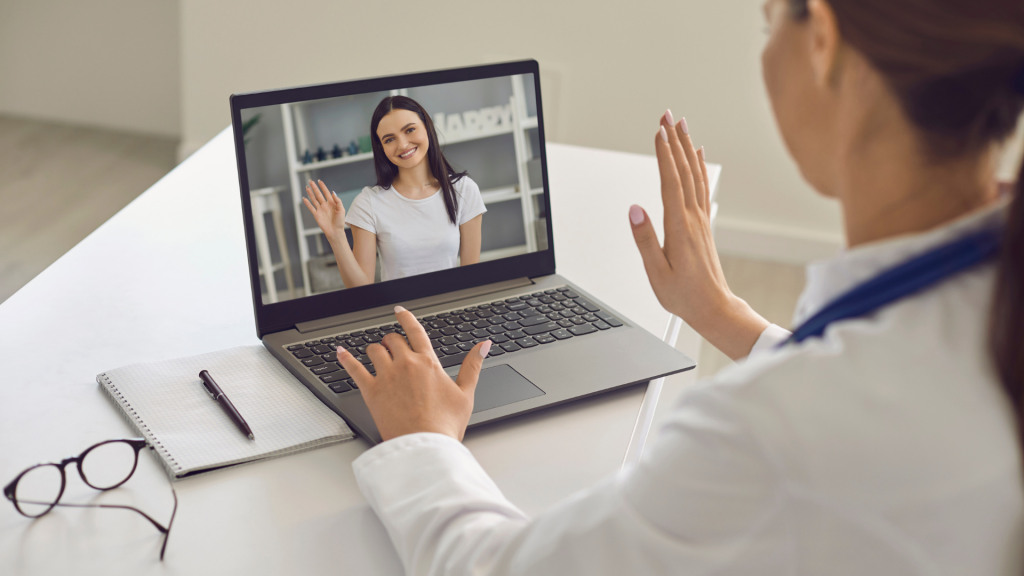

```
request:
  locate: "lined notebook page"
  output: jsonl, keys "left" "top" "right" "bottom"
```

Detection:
{"left": 98, "top": 345, "right": 353, "bottom": 477}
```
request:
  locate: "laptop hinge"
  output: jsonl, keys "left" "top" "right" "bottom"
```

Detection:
{"left": 295, "top": 277, "right": 534, "bottom": 334}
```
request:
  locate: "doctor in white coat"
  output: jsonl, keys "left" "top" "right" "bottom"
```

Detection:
{"left": 336, "top": 0, "right": 1024, "bottom": 573}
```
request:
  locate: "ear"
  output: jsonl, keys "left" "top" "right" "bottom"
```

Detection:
{"left": 806, "top": 0, "right": 842, "bottom": 89}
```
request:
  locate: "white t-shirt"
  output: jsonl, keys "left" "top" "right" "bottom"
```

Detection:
{"left": 344, "top": 176, "right": 486, "bottom": 282}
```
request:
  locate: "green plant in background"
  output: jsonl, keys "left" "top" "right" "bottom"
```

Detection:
{"left": 242, "top": 114, "right": 262, "bottom": 147}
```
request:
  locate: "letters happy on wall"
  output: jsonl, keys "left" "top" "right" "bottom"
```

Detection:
{"left": 433, "top": 105, "right": 513, "bottom": 141}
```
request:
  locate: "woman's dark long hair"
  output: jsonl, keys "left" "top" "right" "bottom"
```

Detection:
{"left": 369, "top": 95, "right": 467, "bottom": 226}
{"left": 789, "top": 0, "right": 1024, "bottom": 543}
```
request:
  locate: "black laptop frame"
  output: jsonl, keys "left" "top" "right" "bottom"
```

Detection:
{"left": 229, "top": 60, "right": 555, "bottom": 338}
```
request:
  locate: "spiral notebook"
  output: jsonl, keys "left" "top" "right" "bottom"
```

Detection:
{"left": 97, "top": 345, "right": 355, "bottom": 479}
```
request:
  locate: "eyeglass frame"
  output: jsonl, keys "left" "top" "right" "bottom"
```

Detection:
{"left": 3, "top": 438, "right": 178, "bottom": 561}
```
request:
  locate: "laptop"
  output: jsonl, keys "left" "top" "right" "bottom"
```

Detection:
{"left": 229, "top": 60, "right": 695, "bottom": 444}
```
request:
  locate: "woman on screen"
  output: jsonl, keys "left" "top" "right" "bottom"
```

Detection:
{"left": 303, "top": 95, "right": 486, "bottom": 288}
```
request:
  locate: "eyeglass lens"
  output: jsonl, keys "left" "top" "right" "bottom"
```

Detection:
{"left": 13, "top": 464, "right": 63, "bottom": 517}
{"left": 80, "top": 440, "right": 139, "bottom": 490}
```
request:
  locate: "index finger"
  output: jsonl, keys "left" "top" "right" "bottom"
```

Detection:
{"left": 337, "top": 347, "right": 374, "bottom": 389}
{"left": 655, "top": 123, "right": 686, "bottom": 234}
{"left": 393, "top": 306, "right": 432, "bottom": 354}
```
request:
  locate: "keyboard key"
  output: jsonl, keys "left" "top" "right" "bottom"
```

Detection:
{"left": 312, "top": 363, "right": 340, "bottom": 375}
{"left": 557, "top": 319, "right": 574, "bottom": 328}
{"left": 472, "top": 320, "right": 490, "bottom": 329}
{"left": 521, "top": 308, "right": 545, "bottom": 317}
{"left": 519, "top": 315, "right": 550, "bottom": 327}
{"left": 321, "top": 352, "right": 338, "bottom": 362}
{"left": 456, "top": 323, "right": 474, "bottom": 332}
{"left": 535, "top": 334, "right": 556, "bottom": 344}
{"left": 347, "top": 379, "right": 359, "bottom": 389}
{"left": 462, "top": 313, "right": 479, "bottom": 321}
{"left": 552, "top": 294, "right": 568, "bottom": 301}
{"left": 440, "top": 351, "right": 470, "bottom": 368}
{"left": 471, "top": 329, "right": 490, "bottom": 338}
{"left": 457, "top": 342, "right": 474, "bottom": 351}
{"left": 563, "top": 290, "right": 580, "bottom": 299}
{"left": 582, "top": 313, "right": 599, "bottom": 323}
{"left": 605, "top": 317, "right": 623, "bottom": 327}
{"left": 346, "top": 338, "right": 366, "bottom": 347}
{"left": 445, "top": 318, "right": 460, "bottom": 325}
{"left": 523, "top": 322, "right": 559, "bottom": 335}
{"left": 531, "top": 291, "right": 544, "bottom": 297}
{"left": 441, "top": 326, "right": 459, "bottom": 335}
{"left": 477, "top": 310, "right": 494, "bottom": 318}
{"left": 490, "top": 334, "right": 510, "bottom": 343}
{"left": 507, "top": 302, "right": 528, "bottom": 311}
{"left": 571, "top": 307, "right": 587, "bottom": 315}
{"left": 576, "top": 299, "right": 600, "bottom": 312}
{"left": 455, "top": 333, "right": 473, "bottom": 342}
{"left": 320, "top": 372, "right": 348, "bottom": 383}
{"left": 547, "top": 313, "right": 562, "bottom": 321}
{"left": 329, "top": 382, "right": 352, "bottom": 393}
{"left": 303, "top": 357, "right": 326, "bottom": 367}
{"left": 491, "top": 301, "right": 505, "bottom": 307}
{"left": 488, "top": 347, "right": 505, "bottom": 357}
{"left": 427, "top": 329, "right": 443, "bottom": 339}
{"left": 441, "top": 346, "right": 461, "bottom": 356}
{"left": 363, "top": 334, "right": 383, "bottom": 343}
{"left": 304, "top": 341, "right": 319, "bottom": 347}
{"left": 506, "top": 329, "right": 526, "bottom": 340}
{"left": 537, "top": 305, "right": 552, "bottom": 314}
{"left": 292, "top": 349, "right": 314, "bottom": 359}
{"left": 516, "top": 337, "right": 539, "bottom": 348}
{"left": 571, "top": 317, "right": 587, "bottom": 325}
{"left": 440, "top": 336, "right": 458, "bottom": 345}
{"left": 568, "top": 324, "right": 598, "bottom": 336}
{"left": 539, "top": 296, "right": 555, "bottom": 304}
{"left": 465, "top": 306, "right": 478, "bottom": 311}
{"left": 500, "top": 342, "right": 522, "bottom": 352}
{"left": 544, "top": 289, "right": 557, "bottom": 294}
{"left": 560, "top": 309, "right": 576, "bottom": 318}
{"left": 429, "top": 321, "right": 446, "bottom": 330}
{"left": 502, "top": 321, "right": 521, "bottom": 331}
{"left": 492, "top": 306, "right": 509, "bottom": 315}
{"left": 488, "top": 316, "right": 505, "bottom": 325}
{"left": 423, "top": 315, "right": 436, "bottom": 321}
{"left": 556, "top": 286, "right": 570, "bottom": 292}
{"left": 478, "top": 304, "right": 492, "bottom": 309}
{"left": 350, "top": 330, "right": 365, "bottom": 337}
{"left": 526, "top": 298, "right": 542, "bottom": 307}
{"left": 311, "top": 345, "right": 332, "bottom": 355}
{"left": 437, "top": 312, "right": 451, "bottom": 318}
{"left": 365, "top": 327, "right": 381, "bottom": 334}
{"left": 431, "top": 338, "right": 445, "bottom": 349}
{"left": 551, "top": 329, "right": 573, "bottom": 340}
{"left": 593, "top": 321, "right": 611, "bottom": 330}
{"left": 503, "top": 313, "right": 522, "bottom": 322}
{"left": 451, "top": 309, "right": 465, "bottom": 315}
{"left": 287, "top": 344, "right": 305, "bottom": 351}
{"left": 486, "top": 325, "right": 505, "bottom": 335}
{"left": 505, "top": 297, "right": 521, "bottom": 303}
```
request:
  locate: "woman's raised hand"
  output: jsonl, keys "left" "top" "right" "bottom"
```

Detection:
{"left": 302, "top": 179, "right": 346, "bottom": 242}
{"left": 629, "top": 111, "right": 769, "bottom": 360}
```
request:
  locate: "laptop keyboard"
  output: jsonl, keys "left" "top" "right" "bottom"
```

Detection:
{"left": 284, "top": 286, "right": 624, "bottom": 394}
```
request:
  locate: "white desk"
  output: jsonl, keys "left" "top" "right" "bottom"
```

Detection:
{"left": 0, "top": 131, "right": 707, "bottom": 575}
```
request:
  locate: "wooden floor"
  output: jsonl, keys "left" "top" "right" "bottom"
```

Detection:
{"left": 0, "top": 115, "right": 178, "bottom": 304}
{"left": 0, "top": 114, "right": 805, "bottom": 378}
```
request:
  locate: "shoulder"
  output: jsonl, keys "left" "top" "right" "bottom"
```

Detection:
{"left": 452, "top": 175, "right": 480, "bottom": 197}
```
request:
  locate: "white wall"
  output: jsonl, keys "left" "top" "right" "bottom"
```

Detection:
{"left": 179, "top": 0, "right": 847, "bottom": 254}
{"left": 0, "top": 0, "right": 180, "bottom": 137}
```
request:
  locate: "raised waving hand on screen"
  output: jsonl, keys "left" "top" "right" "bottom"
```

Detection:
{"left": 629, "top": 111, "right": 770, "bottom": 360}
{"left": 302, "top": 179, "right": 346, "bottom": 244}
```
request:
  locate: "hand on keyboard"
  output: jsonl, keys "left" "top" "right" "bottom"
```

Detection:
{"left": 337, "top": 306, "right": 492, "bottom": 442}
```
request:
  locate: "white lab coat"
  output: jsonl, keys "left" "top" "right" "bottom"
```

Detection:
{"left": 353, "top": 199, "right": 1024, "bottom": 575}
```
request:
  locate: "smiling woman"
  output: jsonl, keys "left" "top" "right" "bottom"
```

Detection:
{"left": 302, "top": 96, "right": 486, "bottom": 288}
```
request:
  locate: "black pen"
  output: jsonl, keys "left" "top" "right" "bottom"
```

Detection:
{"left": 199, "top": 370, "right": 255, "bottom": 440}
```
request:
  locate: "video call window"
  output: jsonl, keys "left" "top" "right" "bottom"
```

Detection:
{"left": 240, "top": 74, "right": 547, "bottom": 305}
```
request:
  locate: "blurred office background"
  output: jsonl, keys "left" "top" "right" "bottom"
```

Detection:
{"left": 1, "top": 0, "right": 1021, "bottom": 374}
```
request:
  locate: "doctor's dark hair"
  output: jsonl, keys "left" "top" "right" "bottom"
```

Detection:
{"left": 787, "top": 0, "right": 1024, "bottom": 484}
{"left": 369, "top": 95, "right": 467, "bottom": 226}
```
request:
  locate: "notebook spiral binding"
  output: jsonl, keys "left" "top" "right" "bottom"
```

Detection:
{"left": 97, "top": 372, "right": 182, "bottom": 477}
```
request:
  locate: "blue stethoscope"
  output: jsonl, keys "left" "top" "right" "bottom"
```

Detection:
{"left": 781, "top": 225, "right": 1003, "bottom": 347}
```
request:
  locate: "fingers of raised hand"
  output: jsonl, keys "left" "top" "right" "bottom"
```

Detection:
{"left": 697, "top": 147, "right": 711, "bottom": 217}
{"left": 655, "top": 123, "right": 685, "bottom": 227}
{"left": 672, "top": 117, "right": 708, "bottom": 212}
{"left": 305, "top": 182, "right": 320, "bottom": 209}
{"left": 661, "top": 113, "right": 699, "bottom": 210}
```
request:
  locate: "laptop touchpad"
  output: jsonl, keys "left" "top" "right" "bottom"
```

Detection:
{"left": 467, "top": 364, "right": 545, "bottom": 413}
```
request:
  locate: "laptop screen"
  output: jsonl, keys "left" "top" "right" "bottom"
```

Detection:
{"left": 237, "top": 70, "right": 549, "bottom": 307}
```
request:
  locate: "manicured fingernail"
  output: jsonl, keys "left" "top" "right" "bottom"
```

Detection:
{"left": 698, "top": 146, "right": 705, "bottom": 160}
{"left": 658, "top": 126, "right": 667, "bottom": 142}
{"left": 394, "top": 305, "right": 406, "bottom": 314}
{"left": 629, "top": 205, "right": 645, "bottom": 225}
{"left": 679, "top": 118, "right": 689, "bottom": 135}
{"left": 479, "top": 340, "right": 492, "bottom": 358}
{"left": 663, "top": 109, "right": 674, "bottom": 126}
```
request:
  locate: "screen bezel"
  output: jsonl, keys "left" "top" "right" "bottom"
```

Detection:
{"left": 229, "top": 60, "right": 555, "bottom": 338}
